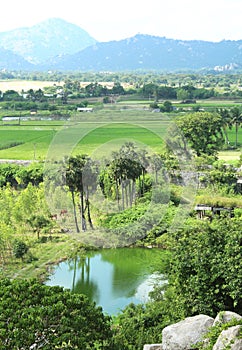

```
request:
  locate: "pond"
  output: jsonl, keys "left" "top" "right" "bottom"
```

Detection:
{"left": 45, "top": 247, "right": 167, "bottom": 315}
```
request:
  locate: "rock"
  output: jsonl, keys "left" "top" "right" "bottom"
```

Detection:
{"left": 162, "top": 314, "right": 214, "bottom": 350}
{"left": 213, "top": 311, "right": 242, "bottom": 326}
{"left": 143, "top": 344, "right": 162, "bottom": 350}
{"left": 212, "top": 325, "right": 242, "bottom": 350}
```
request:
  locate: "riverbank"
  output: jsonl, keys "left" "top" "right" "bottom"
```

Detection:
{"left": 1, "top": 233, "right": 78, "bottom": 281}
{"left": 1, "top": 230, "right": 166, "bottom": 282}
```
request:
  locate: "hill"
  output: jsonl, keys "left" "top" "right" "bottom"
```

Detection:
{"left": 0, "top": 18, "right": 97, "bottom": 65}
{"left": 0, "top": 18, "right": 242, "bottom": 72}
{"left": 43, "top": 34, "right": 242, "bottom": 71}
{"left": 0, "top": 47, "right": 34, "bottom": 70}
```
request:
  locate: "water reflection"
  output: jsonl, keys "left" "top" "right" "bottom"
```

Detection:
{"left": 46, "top": 248, "right": 164, "bottom": 315}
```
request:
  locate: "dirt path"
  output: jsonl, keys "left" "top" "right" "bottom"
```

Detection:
{"left": 0, "top": 159, "right": 33, "bottom": 166}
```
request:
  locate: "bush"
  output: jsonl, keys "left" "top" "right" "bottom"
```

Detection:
{"left": 13, "top": 240, "right": 28, "bottom": 260}
{"left": 0, "top": 279, "right": 112, "bottom": 349}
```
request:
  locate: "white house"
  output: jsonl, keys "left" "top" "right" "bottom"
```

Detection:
{"left": 77, "top": 107, "right": 93, "bottom": 112}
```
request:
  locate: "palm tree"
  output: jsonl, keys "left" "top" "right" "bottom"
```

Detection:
{"left": 66, "top": 155, "right": 98, "bottom": 232}
{"left": 216, "top": 108, "right": 233, "bottom": 147}
{"left": 66, "top": 158, "right": 80, "bottom": 233}
{"left": 231, "top": 107, "right": 242, "bottom": 148}
{"left": 82, "top": 158, "right": 99, "bottom": 229}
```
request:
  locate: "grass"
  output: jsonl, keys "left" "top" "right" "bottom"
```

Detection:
{"left": 0, "top": 109, "right": 241, "bottom": 160}
{"left": 218, "top": 150, "right": 241, "bottom": 162}
{"left": 0, "top": 128, "right": 57, "bottom": 160}
{"left": 73, "top": 122, "right": 165, "bottom": 156}
{"left": 1, "top": 233, "right": 78, "bottom": 280}
{"left": 0, "top": 111, "right": 171, "bottom": 160}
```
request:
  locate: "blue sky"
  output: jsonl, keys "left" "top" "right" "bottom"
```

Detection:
{"left": 1, "top": 0, "right": 242, "bottom": 42}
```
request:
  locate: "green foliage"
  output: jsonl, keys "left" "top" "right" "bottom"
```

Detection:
{"left": 202, "top": 161, "right": 238, "bottom": 191}
{"left": 112, "top": 303, "right": 164, "bottom": 349}
{"left": 99, "top": 202, "right": 148, "bottom": 229}
{"left": 0, "top": 163, "right": 19, "bottom": 187}
{"left": 16, "top": 162, "right": 44, "bottom": 187}
{"left": 176, "top": 112, "right": 225, "bottom": 156}
{"left": 13, "top": 240, "right": 29, "bottom": 260}
{"left": 198, "top": 316, "right": 242, "bottom": 350}
{"left": 161, "top": 100, "right": 173, "bottom": 112}
{"left": 169, "top": 216, "right": 242, "bottom": 317}
{"left": 27, "top": 214, "right": 52, "bottom": 240}
{"left": 195, "top": 194, "right": 242, "bottom": 208}
{"left": 0, "top": 278, "right": 112, "bottom": 349}
{"left": 66, "top": 154, "right": 98, "bottom": 231}
{"left": 0, "top": 162, "right": 43, "bottom": 188}
{"left": 112, "top": 288, "right": 185, "bottom": 350}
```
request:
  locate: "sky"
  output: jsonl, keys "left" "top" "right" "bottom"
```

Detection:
{"left": 1, "top": 0, "right": 242, "bottom": 42}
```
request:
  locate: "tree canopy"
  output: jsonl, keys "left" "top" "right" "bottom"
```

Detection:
{"left": 0, "top": 279, "right": 112, "bottom": 349}
{"left": 176, "top": 112, "right": 225, "bottom": 156}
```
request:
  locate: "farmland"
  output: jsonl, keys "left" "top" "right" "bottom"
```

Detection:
{"left": 0, "top": 110, "right": 172, "bottom": 160}
{"left": 0, "top": 111, "right": 241, "bottom": 161}
{"left": 0, "top": 76, "right": 242, "bottom": 350}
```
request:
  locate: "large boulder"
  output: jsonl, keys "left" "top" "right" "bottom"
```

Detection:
{"left": 212, "top": 325, "right": 242, "bottom": 350}
{"left": 162, "top": 314, "right": 214, "bottom": 350}
{"left": 213, "top": 311, "right": 242, "bottom": 326}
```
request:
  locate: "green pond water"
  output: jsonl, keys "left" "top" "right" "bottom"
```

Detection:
{"left": 46, "top": 247, "right": 166, "bottom": 315}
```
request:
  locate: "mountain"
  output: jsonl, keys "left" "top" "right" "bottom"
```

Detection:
{"left": 0, "top": 18, "right": 97, "bottom": 64}
{"left": 0, "top": 47, "right": 34, "bottom": 70}
{"left": 0, "top": 19, "right": 242, "bottom": 72}
{"left": 42, "top": 34, "right": 242, "bottom": 72}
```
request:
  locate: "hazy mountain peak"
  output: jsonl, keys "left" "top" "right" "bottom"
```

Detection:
{"left": 0, "top": 19, "right": 242, "bottom": 72}
{"left": 0, "top": 18, "right": 97, "bottom": 64}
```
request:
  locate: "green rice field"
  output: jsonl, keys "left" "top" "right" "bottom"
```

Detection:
{"left": 0, "top": 112, "right": 170, "bottom": 160}
{"left": 0, "top": 110, "right": 241, "bottom": 161}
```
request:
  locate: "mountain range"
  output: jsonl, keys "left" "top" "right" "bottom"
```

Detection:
{"left": 0, "top": 18, "right": 242, "bottom": 72}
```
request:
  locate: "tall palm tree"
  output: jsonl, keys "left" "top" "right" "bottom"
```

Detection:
{"left": 231, "top": 107, "right": 242, "bottom": 148}
{"left": 66, "top": 157, "right": 80, "bottom": 233}
{"left": 216, "top": 108, "right": 233, "bottom": 147}
{"left": 66, "top": 155, "right": 98, "bottom": 232}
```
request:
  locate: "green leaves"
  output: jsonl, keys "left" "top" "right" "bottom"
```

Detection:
{"left": 0, "top": 279, "right": 112, "bottom": 349}
{"left": 176, "top": 112, "right": 225, "bottom": 156}
{"left": 169, "top": 217, "right": 242, "bottom": 317}
{"left": 13, "top": 240, "right": 28, "bottom": 260}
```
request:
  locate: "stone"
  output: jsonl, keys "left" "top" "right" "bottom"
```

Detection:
{"left": 213, "top": 311, "right": 242, "bottom": 326}
{"left": 212, "top": 325, "right": 242, "bottom": 350}
{"left": 162, "top": 314, "right": 214, "bottom": 350}
{"left": 143, "top": 344, "right": 162, "bottom": 350}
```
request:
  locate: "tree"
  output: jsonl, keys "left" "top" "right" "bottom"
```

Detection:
{"left": 66, "top": 157, "right": 81, "bottom": 233}
{"left": 168, "top": 217, "right": 242, "bottom": 317}
{"left": 13, "top": 240, "right": 28, "bottom": 261}
{"left": 27, "top": 214, "right": 52, "bottom": 240}
{"left": 204, "top": 160, "right": 238, "bottom": 192}
{"left": 176, "top": 88, "right": 190, "bottom": 102}
{"left": 0, "top": 279, "right": 112, "bottom": 349}
{"left": 111, "top": 82, "right": 125, "bottom": 95}
{"left": 2, "top": 89, "right": 22, "bottom": 101}
{"left": 230, "top": 106, "right": 242, "bottom": 148}
{"left": 141, "top": 83, "right": 158, "bottom": 99}
{"left": 162, "top": 100, "right": 173, "bottom": 112}
{"left": 66, "top": 155, "right": 97, "bottom": 231}
{"left": 176, "top": 112, "right": 225, "bottom": 156}
{"left": 216, "top": 108, "right": 233, "bottom": 146}
{"left": 100, "top": 143, "right": 144, "bottom": 210}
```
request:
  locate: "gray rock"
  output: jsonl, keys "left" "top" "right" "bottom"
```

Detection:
{"left": 162, "top": 314, "right": 214, "bottom": 350}
{"left": 213, "top": 311, "right": 242, "bottom": 326}
{"left": 212, "top": 325, "right": 242, "bottom": 350}
{"left": 143, "top": 344, "right": 162, "bottom": 350}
